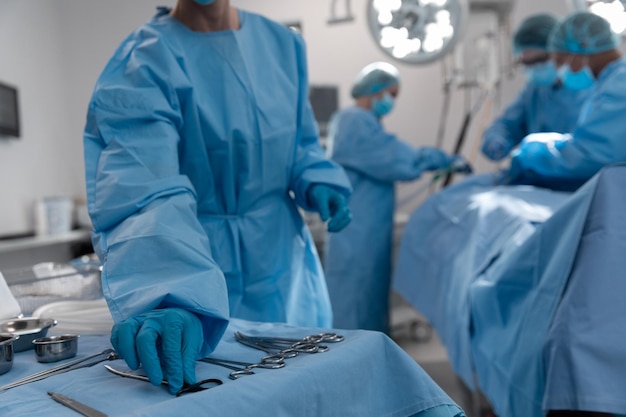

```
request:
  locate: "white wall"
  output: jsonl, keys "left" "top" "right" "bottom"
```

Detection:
{"left": 0, "top": 1, "right": 74, "bottom": 236}
{"left": 0, "top": 0, "right": 170, "bottom": 236}
{"left": 0, "top": 0, "right": 574, "bottom": 236}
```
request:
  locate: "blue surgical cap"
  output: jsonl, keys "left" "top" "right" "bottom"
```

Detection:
{"left": 351, "top": 62, "right": 400, "bottom": 98}
{"left": 513, "top": 14, "right": 558, "bottom": 53}
{"left": 549, "top": 11, "right": 620, "bottom": 54}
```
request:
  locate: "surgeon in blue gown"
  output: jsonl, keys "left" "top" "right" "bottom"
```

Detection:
{"left": 83, "top": 0, "right": 353, "bottom": 394}
{"left": 324, "top": 62, "right": 463, "bottom": 333}
{"left": 481, "top": 14, "right": 590, "bottom": 161}
{"left": 507, "top": 11, "right": 626, "bottom": 191}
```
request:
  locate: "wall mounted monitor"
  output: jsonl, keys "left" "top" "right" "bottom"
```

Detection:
{"left": 0, "top": 81, "right": 20, "bottom": 138}
{"left": 310, "top": 85, "right": 339, "bottom": 137}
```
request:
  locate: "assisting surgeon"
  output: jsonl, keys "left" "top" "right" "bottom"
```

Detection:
{"left": 324, "top": 62, "right": 466, "bottom": 333}
{"left": 507, "top": 11, "right": 626, "bottom": 190}
{"left": 481, "top": 13, "right": 590, "bottom": 161}
{"left": 83, "top": 0, "right": 352, "bottom": 394}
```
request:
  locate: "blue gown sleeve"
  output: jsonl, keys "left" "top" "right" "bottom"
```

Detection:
{"left": 483, "top": 84, "right": 533, "bottom": 149}
{"left": 330, "top": 109, "right": 426, "bottom": 182}
{"left": 513, "top": 75, "right": 626, "bottom": 182}
{"left": 83, "top": 36, "right": 229, "bottom": 356}
{"left": 288, "top": 34, "right": 352, "bottom": 211}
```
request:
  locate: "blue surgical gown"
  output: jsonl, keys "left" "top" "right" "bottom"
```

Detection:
{"left": 83, "top": 7, "right": 351, "bottom": 355}
{"left": 511, "top": 57, "right": 626, "bottom": 190}
{"left": 483, "top": 82, "right": 589, "bottom": 152}
{"left": 324, "top": 106, "right": 427, "bottom": 332}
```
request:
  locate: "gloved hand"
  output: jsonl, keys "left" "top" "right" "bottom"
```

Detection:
{"left": 414, "top": 147, "right": 452, "bottom": 171}
{"left": 502, "top": 147, "right": 525, "bottom": 184}
{"left": 110, "top": 308, "right": 203, "bottom": 395}
{"left": 504, "top": 133, "right": 566, "bottom": 184}
{"left": 307, "top": 184, "right": 351, "bottom": 232}
{"left": 449, "top": 155, "right": 473, "bottom": 175}
{"left": 481, "top": 135, "right": 512, "bottom": 161}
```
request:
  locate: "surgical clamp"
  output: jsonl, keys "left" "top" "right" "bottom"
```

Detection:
{"left": 199, "top": 356, "right": 285, "bottom": 380}
{"left": 233, "top": 332, "right": 344, "bottom": 361}
{"left": 0, "top": 349, "right": 119, "bottom": 393}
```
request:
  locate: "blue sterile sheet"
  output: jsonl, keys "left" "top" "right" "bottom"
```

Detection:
{"left": 394, "top": 165, "right": 626, "bottom": 417}
{"left": 0, "top": 319, "right": 465, "bottom": 417}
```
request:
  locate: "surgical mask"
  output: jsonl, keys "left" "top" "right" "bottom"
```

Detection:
{"left": 524, "top": 61, "right": 558, "bottom": 86}
{"left": 558, "top": 63, "right": 595, "bottom": 91}
{"left": 193, "top": 0, "right": 217, "bottom": 4}
{"left": 372, "top": 93, "right": 394, "bottom": 117}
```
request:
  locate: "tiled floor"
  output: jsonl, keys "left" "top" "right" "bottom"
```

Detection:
{"left": 390, "top": 295, "right": 494, "bottom": 417}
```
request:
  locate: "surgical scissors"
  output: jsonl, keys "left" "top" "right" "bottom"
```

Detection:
{"left": 0, "top": 349, "right": 119, "bottom": 393}
{"left": 104, "top": 365, "right": 222, "bottom": 397}
{"left": 199, "top": 356, "right": 285, "bottom": 380}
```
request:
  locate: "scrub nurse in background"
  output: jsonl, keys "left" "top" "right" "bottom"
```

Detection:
{"left": 83, "top": 0, "right": 352, "bottom": 394}
{"left": 508, "top": 11, "right": 626, "bottom": 191}
{"left": 481, "top": 13, "right": 590, "bottom": 161}
{"left": 323, "top": 62, "right": 467, "bottom": 333}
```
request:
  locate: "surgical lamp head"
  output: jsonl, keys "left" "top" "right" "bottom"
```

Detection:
{"left": 513, "top": 14, "right": 559, "bottom": 55}
{"left": 350, "top": 62, "right": 400, "bottom": 99}
{"left": 549, "top": 11, "right": 620, "bottom": 55}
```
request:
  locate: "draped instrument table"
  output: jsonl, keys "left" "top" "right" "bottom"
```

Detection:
{"left": 0, "top": 319, "right": 465, "bottom": 417}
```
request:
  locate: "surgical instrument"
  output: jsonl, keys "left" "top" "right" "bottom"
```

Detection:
{"left": 238, "top": 332, "right": 344, "bottom": 345}
{"left": 199, "top": 356, "right": 285, "bottom": 380}
{"left": 234, "top": 334, "right": 317, "bottom": 362}
{"left": 103, "top": 365, "right": 222, "bottom": 397}
{"left": 48, "top": 391, "right": 107, "bottom": 417}
{"left": 0, "top": 349, "right": 119, "bottom": 392}
{"left": 233, "top": 332, "right": 344, "bottom": 362}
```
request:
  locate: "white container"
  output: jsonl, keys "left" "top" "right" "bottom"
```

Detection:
{"left": 34, "top": 197, "right": 74, "bottom": 236}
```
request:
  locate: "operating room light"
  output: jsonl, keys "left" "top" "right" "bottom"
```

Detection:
{"left": 367, "top": 0, "right": 468, "bottom": 64}
{"left": 574, "top": 0, "right": 626, "bottom": 34}
{"left": 589, "top": 0, "right": 626, "bottom": 34}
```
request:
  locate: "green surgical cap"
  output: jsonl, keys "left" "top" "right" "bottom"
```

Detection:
{"left": 548, "top": 11, "right": 620, "bottom": 54}
{"left": 350, "top": 62, "right": 400, "bottom": 99}
{"left": 513, "top": 14, "right": 559, "bottom": 53}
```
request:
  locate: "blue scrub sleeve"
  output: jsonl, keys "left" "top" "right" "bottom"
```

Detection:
{"left": 288, "top": 35, "right": 352, "bottom": 211}
{"left": 84, "top": 42, "right": 229, "bottom": 356}
{"left": 331, "top": 110, "right": 426, "bottom": 182}
{"left": 482, "top": 84, "right": 533, "bottom": 155}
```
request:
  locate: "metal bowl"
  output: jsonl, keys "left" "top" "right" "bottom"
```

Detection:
{"left": 33, "top": 334, "right": 79, "bottom": 363}
{"left": 0, "top": 317, "right": 57, "bottom": 352}
{"left": 0, "top": 333, "right": 17, "bottom": 375}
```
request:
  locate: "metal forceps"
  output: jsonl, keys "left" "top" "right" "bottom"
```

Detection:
{"left": 242, "top": 332, "right": 344, "bottom": 347}
{"left": 234, "top": 332, "right": 343, "bottom": 360}
{"left": 0, "top": 349, "right": 119, "bottom": 393}
{"left": 199, "top": 356, "right": 285, "bottom": 380}
{"left": 103, "top": 365, "right": 222, "bottom": 397}
{"left": 234, "top": 334, "right": 313, "bottom": 361}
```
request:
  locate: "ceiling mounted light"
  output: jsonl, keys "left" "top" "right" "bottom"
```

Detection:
{"left": 367, "top": 0, "right": 469, "bottom": 64}
{"left": 571, "top": 0, "right": 626, "bottom": 35}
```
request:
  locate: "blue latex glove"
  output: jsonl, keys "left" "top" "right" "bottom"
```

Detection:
{"left": 481, "top": 135, "right": 512, "bottom": 161}
{"left": 414, "top": 147, "right": 451, "bottom": 171}
{"left": 307, "top": 184, "right": 352, "bottom": 232}
{"left": 499, "top": 146, "right": 527, "bottom": 185}
{"left": 505, "top": 133, "right": 567, "bottom": 184}
{"left": 110, "top": 308, "right": 203, "bottom": 395}
{"left": 450, "top": 155, "right": 473, "bottom": 175}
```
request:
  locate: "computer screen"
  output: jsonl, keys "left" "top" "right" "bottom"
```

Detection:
{"left": 0, "top": 81, "right": 20, "bottom": 138}
{"left": 309, "top": 85, "right": 339, "bottom": 137}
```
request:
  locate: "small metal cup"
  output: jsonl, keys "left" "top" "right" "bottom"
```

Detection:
{"left": 0, "top": 333, "right": 17, "bottom": 375}
{"left": 33, "top": 334, "right": 79, "bottom": 363}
